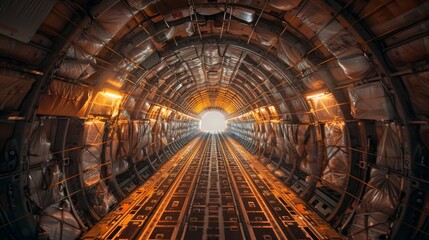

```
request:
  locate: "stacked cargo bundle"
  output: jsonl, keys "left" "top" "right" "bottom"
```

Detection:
{"left": 131, "top": 120, "right": 152, "bottom": 162}
{"left": 294, "top": 1, "right": 374, "bottom": 80}
{"left": 28, "top": 120, "right": 81, "bottom": 239}
{"left": 320, "top": 122, "right": 349, "bottom": 192}
{"left": 37, "top": 80, "right": 93, "bottom": 117}
{"left": 150, "top": 119, "right": 162, "bottom": 158}
{"left": 350, "top": 123, "right": 404, "bottom": 239}
{"left": 109, "top": 121, "right": 131, "bottom": 176}
{"left": 81, "top": 120, "right": 116, "bottom": 216}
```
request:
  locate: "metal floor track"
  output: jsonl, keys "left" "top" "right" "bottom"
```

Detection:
{"left": 83, "top": 133, "right": 343, "bottom": 240}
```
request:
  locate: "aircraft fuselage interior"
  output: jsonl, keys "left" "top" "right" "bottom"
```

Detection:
{"left": 0, "top": 0, "right": 429, "bottom": 239}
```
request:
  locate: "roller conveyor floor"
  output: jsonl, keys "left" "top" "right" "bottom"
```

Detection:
{"left": 82, "top": 133, "right": 343, "bottom": 240}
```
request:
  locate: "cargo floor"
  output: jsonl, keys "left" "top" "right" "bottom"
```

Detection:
{"left": 82, "top": 133, "right": 343, "bottom": 240}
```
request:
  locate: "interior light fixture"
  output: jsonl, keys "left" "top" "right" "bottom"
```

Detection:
{"left": 100, "top": 91, "right": 123, "bottom": 99}
{"left": 306, "top": 92, "right": 326, "bottom": 100}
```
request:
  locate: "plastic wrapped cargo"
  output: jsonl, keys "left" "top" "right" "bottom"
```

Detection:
{"left": 377, "top": 123, "right": 403, "bottom": 171}
{"left": 122, "top": 40, "right": 155, "bottom": 64}
{"left": 301, "top": 71, "right": 325, "bottom": 90}
{"left": 57, "top": 22, "right": 108, "bottom": 82}
{"left": 96, "top": 2, "right": 133, "bottom": 38}
{"left": 278, "top": 102, "right": 289, "bottom": 114}
{"left": 279, "top": 122, "right": 288, "bottom": 140}
{"left": 76, "top": 24, "right": 108, "bottom": 56}
{"left": 318, "top": 21, "right": 357, "bottom": 55}
{"left": 81, "top": 120, "right": 105, "bottom": 187}
{"left": 227, "top": 7, "right": 255, "bottom": 23}
{"left": 321, "top": 122, "right": 349, "bottom": 191}
{"left": 318, "top": 21, "right": 372, "bottom": 79}
{"left": 295, "top": 3, "right": 329, "bottom": 32}
{"left": 349, "top": 170, "right": 403, "bottom": 239}
{"left": 290, "top": 98, "right": 310, "bottom": 123}
{"left": 272, "top": 122, "right": 284, "bottom": 157}
{"left": 117, "top": 121, "right": 131, "bottom": 157}
{"left": 298, "top": 125, "right": 317, "bottom": 175}
{"left": 348, "top": 82, "right": 395, "bottom": 120}
{"left": 29, "top": 121, "right": 51, "bottom": 165}
{"left": 83, "top": 121, "right": 105, "bottom": 145}
{"left": 82, "top": 122, "right": 117, "bottom": 215}
{"left": 336, "top": 47, "right": 373, "bottom": 79}
{"left": 151, "top": 120, "right": 162, "bottom": 134}
{"left": 28, "top": 169, "right": 48, "bottom": 208}
{"left": 257, "top": 122, "right": 265, "bottom": 143}
{"left": 349, "top": 124, "right": 404, "bottom": 239}
{"left": 153, "top": 133, "right": 162, "bottom": 152}
{"left": 57, "top": 60, "right": 95, "bottom": 80}
{"left": 256, "top": 28, "right": 277, "bottom": 46}
{"left": 162, "top": 121, "right": 172, "bottom": 143}
{"left": 57, "top": 1, "right": 134, "bottom": 82}
{"left": 116, "top": 59, "right": 135, "bottom": 73}
{"left": 296, "top": 4, "right": 372, "bottom": 79}
{"left": 0, "top": 70, "right": 35, "bottom": 111}
{"left": 106, "top": 142, "right": 129, "bottom": 174}
{"left": 277, "top": 38, "right": 304, "bottom": 67}
{"left": 141, "top": 121, "right": 152, "bottom": 148}
{"left": 28, "top": 165, "right": 63, "bottom": 209}
{"left": 265, "top": 122, "right": 275, "bottom": 147}
{"left": 363, "top": 169, "right": 403, "bottom": 214}
{"left": 87, "top": 181, "right": 117, "bottom": 216}
{"left": 90, "top": 91, "right": 122, "bottom": 116}
{"left": 81, "top": 145, "right": 102, "bottom": 187}
{"left": 106, "top": 73, "right": 127, "bottom": 89}
{"left": 107, "top": 127, "right": 130, "bottom": 175}
{"left": 284, "top": 124, "right": 299, "bottom": 166}
{"left": 309, "top": 93, "right": 343, "bottom": 122}
{"left": 135, "top": 149, "right": 145, "bottom": 162}
{"left": 66, "top": 44, "right": 94, "bottom": 61}
{"left": 402, "top": 71, "right": 429, "bottom": 116}
{"left": 37, "top": 80, "right": 93, "bottom": 117}
{"left": 39, "top": 206, "right": 81, "bottom": 240}
{"left": 130, "top": 121, "right": 144, "bottom": 157}
{"left": 296, "top": 125, "right": 308, "bottom": 157}
{"left": 349, "top": 209, "right": 391, "bottom": 240}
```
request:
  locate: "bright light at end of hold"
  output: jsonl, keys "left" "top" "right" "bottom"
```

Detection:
{"left": 101, "top": 91, "right": 123, "bottom": 99}
{"left": 200, "top": 111, "right": 226, "bottom": 133}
